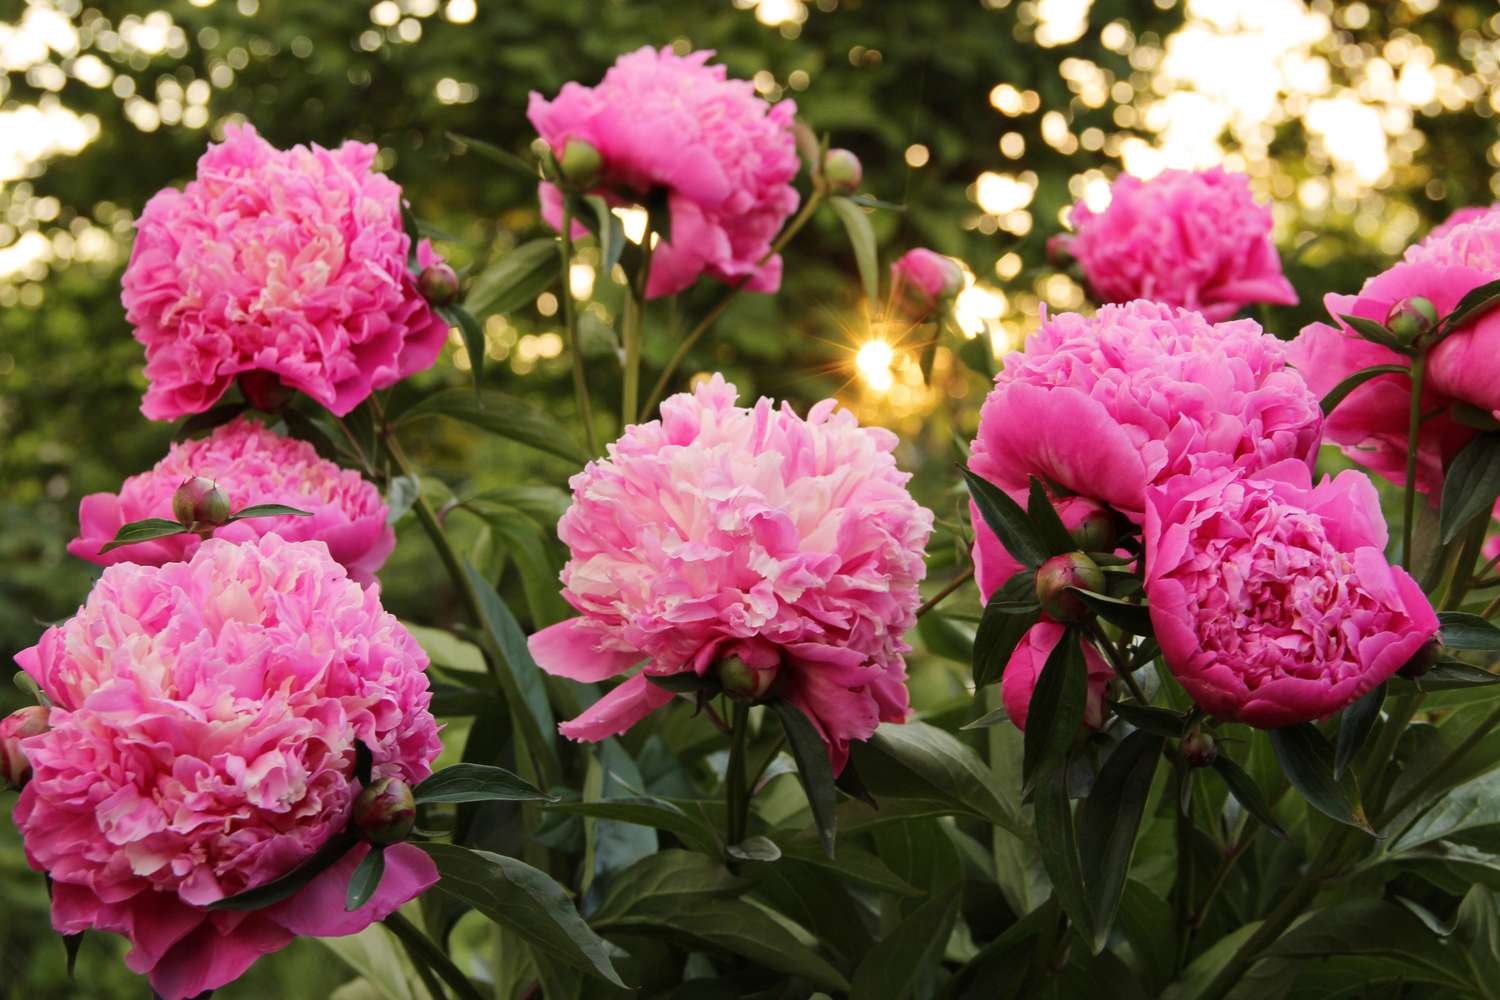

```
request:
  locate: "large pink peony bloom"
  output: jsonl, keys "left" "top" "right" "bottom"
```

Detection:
{"left": 1066, "top": 167, "right": 1298, "bottom": 321}
{"left": 528, "top": 46, "right": 801, "bottom": 299}
{"left": 123, "top": 123, "right": 449, "bottom": 420}
{"left": 527, "top": 374, "right": 933, "bottom": 771}
{"left": 1000, "top": 622, "right": 1113, "bottom": 731}
{"left": 1143, "top": 460, "right": 1438, "bottom": 728}
{"left": 69, "top": 416, "right": 394, "bottom": 583}
{"left": 968, "top": 300, "right": 1323, "bottom": 579}
{"left": 11, "top": 536, "right": 442, "bottom": 999}
{"left": 1426, "top": 203, "right": 1500, "bottom": 243}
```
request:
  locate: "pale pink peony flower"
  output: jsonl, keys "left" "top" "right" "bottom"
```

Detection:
{"left": 528, "top": 46, "right": 801, "bottom": 299}
{"left": 123, "top": 123, "right": 449, "bottom": 420}
{"left": 1425, "top": 203, "right": 1500, "bottom": 243}
{"left": 889, "top": 248, "right": 962, "bottom": 321}
{"left": 12, "top": 535, "right": 442, "bottom": 1000}
{"left": 1000, "top": 622, "right": 1113, "bottom": 731}
{"left": 1067, "top": 167, "right": 1298, "bottom": 320}
{"left": 967, "top": 300, "right": 1323, "bottom": 569}
{"left": 527, "top": 374, "right": 933, "bottom": 771}
{"left": 1143, "top": 460, "right": 1438, "bottom": 728}
{"left": 68, "top": 416, "right": 394, "bottom": 584}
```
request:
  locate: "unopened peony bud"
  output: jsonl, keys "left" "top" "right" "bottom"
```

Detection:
{"left": 417, "top": 262, "right": 460, "bottom": 307}
{"left": 1178, "top": 729, "right": 1218, "bottom": 768}
{"left": 1, "top": 706, "right": 48, "bottom": 790}
{"left": 1035, "top": 552, "right": 1106, "bottom": 622}
{"left": 352, "top": 776, "right": 416, "bottom": 845}
{"left": 558, "top": 138, "right": 603, "bottom": 189}
{"left": 237, "top": 370, "right": 295, "bottom": 413}
{"left": 1385, "top": 296, "right": 1438, "bottom": 345}
{"left": 717, "top": 656, "right": 780, "bottom": 701}
{"left": 1046, "top": 233, "right": 1075, "bottom": 269}
{"left": 1397, "top": 637, "right": 1443, "bottom": 679}
{"left": 821, "top": 148, "right": 863, "bottom": 194}
{"left": 172, "top": 477, "right": 231, "bottom": 531}
{"left": 1067, "top": 500, "right": 1118, "bottom": 553}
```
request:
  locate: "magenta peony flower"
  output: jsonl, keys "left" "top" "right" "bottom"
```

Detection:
{"left": 890, "top": 248, "right": 963, "bottom": 321}
{"left": 123, "top": 123, "right": 449, "bottom": 420}
{"left": 528, "top": 46, "right": 801, "bottom": 299}
{"left": 68, "top": 416, "right": 394, "bottom": 584}
{"left": 1426, "top": 203, "right": 1499, "bottom": 243}
{"left": 11, "top": 535, "right": 441, "bottom": 1000}
{"left": 527, "top": 374, "right": 933, "bottom": 770}
{"left": 1067, "top": 167, "right": 1298, "bottom": 320}
{"left": 968, "top": 300, "right": 1322, "bottom": 551}
{"left": 1143, "top": 460, "right": 1438, "bottom": 728}
{"left": 1000, "top": 622, "right": 1113, "bottom": 731}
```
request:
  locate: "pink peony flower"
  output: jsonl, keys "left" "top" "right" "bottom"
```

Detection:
{"left": 1068, "top": 167, "right": 1298, "bottom": 321}
{"left": 527, "top": 374, "right": 933, "bottom": 771}
{"left": 1000, "top": 622, "right": 1113, "bottom": 731}
{"left": 1143, "top": 460, "right": 1438, "bottom": 728}
{"left": 890, "top": 248, "right": 963, "bottom": 321}
{"left": 528, "top": 46, "right": 801, "bottom": 299}
{"left": 968, "top": 300, "right": 1322, "bottom": 546}
{"left": 1426, "top": 203, "right": 1500, "bottom": 243}
{"left": 973, "top": 495, "right": 1104, "bottom": 603}
{"left": 123, "top": 123, "right": 449, "bottom": 420}
{"left": 12, "top": 535, "right": 442, "bottom": 999}
{"left": 68, "top": 416, "right": 394, "bottom": 584}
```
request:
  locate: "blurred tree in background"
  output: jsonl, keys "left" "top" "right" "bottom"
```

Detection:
{"left": 4, "top": 0, "right": 1500, "bottom": 994}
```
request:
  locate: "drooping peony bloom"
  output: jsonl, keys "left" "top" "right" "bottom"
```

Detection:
{"left": 967, "top": 300, "right": 1323, "bottom": 559}
{"left": 1065, "top": 167, "right": 1298, "bottom": 320}
{"left": 527, "top": 374, "right": 933, "bottom": 771}
{"left": 11, "top": 536, "right": 442, "bottom": 1000}
{"left": 1000, "top": 622, "right": 1113, "bottom": 731}
{"left": 528, "top": 46, "right": 801, "bottom": 299}
{"left": 123, "top": 123, "right": 449, "bottom": 420}
{"left": 889, "top": 248, "right": 963, "bottom": 322}
{"left": 1143, "top": 460, "right": 1438, "bottom": 728}
{"left": 68, "top": 416, "right": 394, "bottom": 584}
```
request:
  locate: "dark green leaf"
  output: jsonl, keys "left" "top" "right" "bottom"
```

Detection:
{"left": 1336, "top": 683, "right": 1386, "bottom": 778}
{"left": 442, "top": 303, "right": 485, "bottom": 388}
{"left": 446, "top": 132, "right": 538, "bottom": 178}
{"left": 852, "top": 722, "right": 1024, "bottom": 834}
{"left": 1034, "top": 766, "right": 1094, "bottom": 947}
{"left": 398, "top": 388, "right": 587, "bottom": 465}
{"left": 345, "top": 845, "right": 385, "bottom": 912}
{"left": 1439, "top": 611, "right": 1500, "bottom": 651}
{"left": 210, "top": 831, "right": 358, "bottom": 910}
{"left": 227, "top": 503, "right": 313, "bottom": 522}
{"left": 1338, "top": 313, "right": 1408, "bottom": 351}
{"left": 1027, "top": 476, "right": 1076, "bottom": 555}
{"left": 1319, "top": 364, "right": 1411, "bottom": 416}
{"left": 385, "top": 474, "right": 421, "bottom": 524}
{"left": 585, "top": 194, "right": 625, "bottom": 274}
{"left": 462, "top": 499, "right": 571, "bottom": 627}
{"left": 404, "top": 622, "right": 488, "bottom": 676}
{"left": 829, "top": 195, "right": 879, "bottom": 304}
{"left": 960, "top": 467, "right": 1049, "bottom": 568}
{"left": 1440, "top": 433, "right": 1500, "bottom": 543}
{"left": 545, "top": 796, "right": 721, "bottom": 855}
{"left": 725, "top": 836, "right": 782, "bottom": 862}
{"left": 1078, "top": 731, "right": 1164, "bottom": 952}
{"left": 774, "top": 839, "right": 921, "bottom": 895}
{"left": 772, "top": 700, "right": 838, "bottom": 858}
{"left": 1416, "top": 660, "right": 1500, "bottom": 690}
{"left": 176, "top": 402, "right": 247, "bottom": 439}
{"left": 421, "top": 842, "right": 625, "bottom": 986}
{"left": 1022, "top": 628, "right": 1087, "bottom": 789}
{"left": 98, "top": 517, "right": 189, "bottom": 554}
{"left": 646, "top": 672, "right": 719, "bottom": 694}
{"left": 414, "top": 763, "right": 553, "bottom": 805}
{"left": 463, "top": 238, "right": 557, "bottom": 319}
{"left": 1069, "top": 589, "right": 1153, "bottom": 635}
{"left": 381, "top": 911, "right": 488, "bottom": 1000}
{"left": 1270, "top": 724, "right": 1373, "bottom": 833}
{"left": 62, "top": 932, "right": 83, "bottom": 977}
{"left": 1268, "top": 898, "right": 1472, "bottom": 991}
{"left": 400, "top": 199, "right": 422, "bottom": 270}
{"left": 1109, "top": 701, "right": 1190, "bottom": 738}
{"left": 961, "top": 705, "right": 1011, "bottom": 730}
{"left": 1440, "top": 277, "right": 1500, "bottom": 334}
{"left": 850, "top": 893, "right": 960, "bottom": 1000}
{"left": 973, "top": 579, "right": 1040, "bottom": 687}
{"left": 1211, "top": 754, "right": 1288, "bottom": 839}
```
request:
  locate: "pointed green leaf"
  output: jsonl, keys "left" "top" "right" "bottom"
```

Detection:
{"left": 441, "top": 303, "right": 485, "bottom": 389}
{"left": 1439, "top": 611, "right": 1500, "bottom": 651}
{"left": 413, "top": 763, "right": 553, "bottom": 805}
{"left": 1440, "top": 432, "right": 1500, "bottom": 543}
{"left": 771, "top": 700, "right": 838, "bottom": 857}
{"left": 98, "top": 517, "right": 190, "bottom": 554}
{"left": 1034, "top": 766, "right": 1094, "bottom": 946}
{"left": 545, "top": 796, "right": 721, "bottom": 855}
{"left": 1319, "top": 364, "right": 1410, "bottom": 416}
{"left": 210, "top": 831, "right": 358, "bottom": 910}
{"left": 1027, "top": 476, "right": 1077, "bottom": 555}
{"left": 961, "top": 467, "right": 1049, "bottom": 568}
{"left": 1338, "top": 313, "right": 1409, "bottom": 351}
{"left": 1440, "top": 277, "right": 1500, "bottom": 334}
{"left": 973, "top": 576, "right": 1040, "bottom": 687}
{"left": 345, "top": 846, "right": 386, "bottom": 912}
{"left": 1270, "top": 723, "right": 1373, "bottom": 833}
{"left": 227, "top": 503, "right": 313, "bottom": 522}
{"left": 829, "top": 194, "right": 879, "bottom": 304}
{"left": 463, "top": 238, "right": 557, "bottom": 319}
{"left": 1336, "top": 683, "right": 1386, "bottom": 778}
{"left": 1023, "top": 627, "right": 1087, "bottom": 788}
{"left": 446, "top": 132, "right": 538, "bottom": 178}
{"left": 1211, "top": 753, "right": 1287, "bottom": 839}
{"left": 1078, "top": 730, "right": 1164, "bottom": 953}
{"left": 1109, "top": 701, "right": 1191, "bottom": 738}
{"left": 852, "top": 721, "right": 1024, "bottom": 834}
{"left": 399, "top": 387, "right": 586, "bottom": 465}
{"left": 1414, "top": 660, "right": 1500, "bottom": 690}
{"left": 1069, "top": 588, "right": 1153, "bottom": 635}
{"left": 849, "top": 893, "right": 960, "bottom": 999}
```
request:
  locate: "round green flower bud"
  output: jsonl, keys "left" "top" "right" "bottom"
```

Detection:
{"left": 558, "top": 138, "right": 604, "bottom": 189}
{"left": 717, "top": 656, "right": 780, "bottom": 702}
{"left": 417, "top": 262, "right": 460, "bottom": 307}
{"left": 1385, "top": 296, "right": 1438, "bottom": 345}
{"left": 821, "top": 148, "right": 863, "bottom": 194}
{"left": 1179, "top": 729, "right": 1218, "bottom": 768}
{"left": 172, "top": 477, "right": 232, "bottom": 531}
{"left": 352, "top": 776, "right": 417, "bottom": 846}
{"left": 1035, "top": 552, "right": 1106, "bottom": 622}
{"left": 1067, "top": 500, "right": 1118, "bottom": 553}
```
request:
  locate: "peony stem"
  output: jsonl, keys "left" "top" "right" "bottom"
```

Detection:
{"left": 384, "top": 910, "right": 487, "bottom": 1000}
{"left": 620, "top": 228, "right": 655, "bottom": 428}
{"left": 915, "top": 565, "right": 975, "bottom": 618}
{"left": 558, "top": 205, "right": 600, "bottom": 457}
{"left": 1189, "top": 819, "right": 1262, "bottom": 931}
{"left": 1400, "top": 353, "right": 1427, "bottom": 572}
{"left": 1086, "top": 620, "right": 1148, "bottom": 704}
{"left": 1173, "top": 760, "right": 1196, "bottom": 969}
{"left": 639, "top": 188, "right": 825, "bottom": 421}
{"left": 725, "top": 699, "right": 752, "bottom": 847}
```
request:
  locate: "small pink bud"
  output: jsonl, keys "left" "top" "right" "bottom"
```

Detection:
{"left": 1385, "top": 296, "right": 1438, "bottom": 345}
{"left": 558, "top": 138, "right": 603, "bottom": 189}
{"left": 717, "top": 656, "right": 780, "bottom": 702}
{"left": 1046, "top": 233, "right": 1075, "bottom": 269}
{"left": 1179, "top": 729, "right": 1218, "bottom": 768}
{"left": 1067, "top": 500, "right": 1118, "bottom": 553}
{"left": 417, "top": 262, "right": 460, "bottom": 306}
{"left": 821, "top": 148, "right": 863, "bottom": 194}
{"left": 1035, "top": 552, "right": 1106, "bottom": 622}
{"left": 172, "top": 477, "right": 232, "bottom": 531}
{"left": 1, "top": 706, "right": 48, "bottom": 790}
{"left": 352, "top": 776, "right": 417, "bottom": 846}
{"left": 237, "top": 371, "right": 295, "bottom": 413}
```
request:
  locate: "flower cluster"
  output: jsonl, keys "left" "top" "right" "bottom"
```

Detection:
{"left": 12, "top": 536, "right": 441, "bottom": 1000}
{"left": 529, "top": 374, "right": 933, "bottom": 770}
{"left": 528, "top": 46, "right": 801, "bottom": 298}
{"left": 123, "top": 124, "right": 449, "bottom": 420}
{"left": 1063, "top": 167, "right": 1298, "bottom": 321}
{"left": 70, "top": 416, "right": 394, "bottom": 583}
